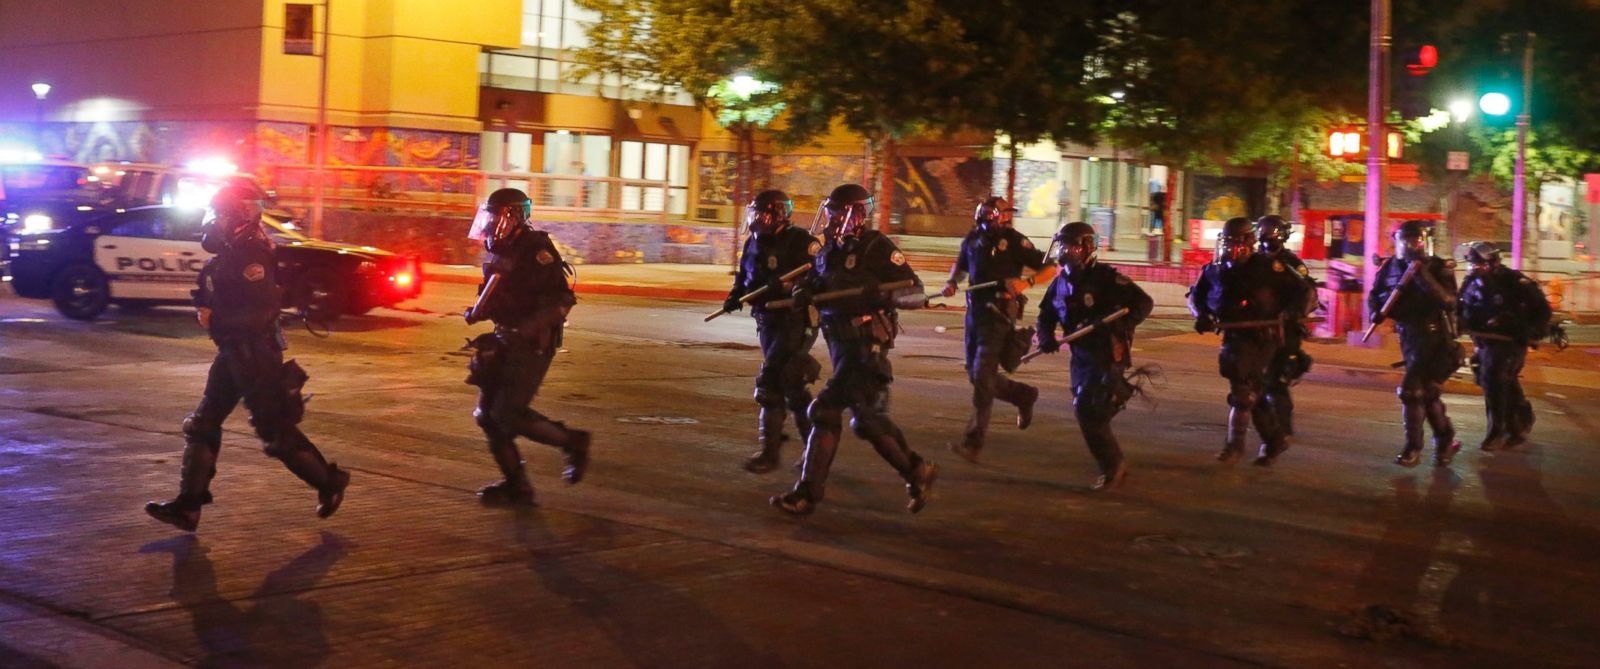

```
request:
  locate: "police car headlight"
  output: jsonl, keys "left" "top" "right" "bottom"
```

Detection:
{"left": 21, "top": 214, "right": 53, "bottom": 233}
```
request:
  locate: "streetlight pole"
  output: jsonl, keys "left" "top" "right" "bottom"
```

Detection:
{"left": 30, "top": 82, "right": 51, "bottom": 148}
{"left": 1510, "top": 32, "right": 1535, "bottom": 271}
{"left": 1362, "top": 0, "right": 1391, "bottom": 328}
{"left": 311, "top": 0, "right": 332, "bottom": 239}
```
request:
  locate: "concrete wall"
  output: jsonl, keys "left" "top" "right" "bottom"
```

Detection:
{"left": 319, "top": 211, "right": 734, "bottom": 267}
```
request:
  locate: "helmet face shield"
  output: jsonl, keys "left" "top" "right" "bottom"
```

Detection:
{"left": 1052, "top": 222, "right": 1098, "bottom": 272}
{"left": 1216, "top": 217, "right": 1255, "bottom": 265}
{"left": 974, "top": 197, "right": 1015, "bottom": 231}
{"left": 813, "top": 197, "right": 873, "bottom": 239}
{"left": 744, "top": 193, "right": 793, "bottom": 238}
{"left": 1395, "top": 230, "right": 1432, "bottom": 260}
{"left": 1462, "top": 241, "right": 1501, "bottom": 273}
{"left": 470, "top": 189, "right": 532, "bottom": 253}
{"left": 203, "top": 188, "right": 265, "bottom": 248}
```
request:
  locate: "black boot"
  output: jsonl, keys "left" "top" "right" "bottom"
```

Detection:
{"left": 904, "top": 456, "right": 939, "bottom": 514}
{"left": 562, "top": 430, "right": 591, "bottom": 485}
{"left": 144, "top": 501, "right": 201, "bottom": 532}
{"left": 145, "top": 437, "right": 219, "bottom": 531}
{"left": 770, "top": 481, "right": 817, "bottom": 516}
{"left": 1217, "top": 406, "right": 1248, "bottom": 464}
{"left": 1254, "top": 439, "right": 1288, "bottom": 467}
{"left": 481, "top": 438, "right": 536, "bottom": 505}
{"left": 1394, "top": 400, "right": 1425, "bottom": 467}
{"left": 745, "top": 406, "right": 786, "bottom": 474}
{"left": 1012, "top": 383, "right": 1039, "bottom": 430}
{"left": 1091, "top": 461, "right": 1128, "bottom": 492}
{"left": 317, "top": 465, "right": 350, "bottom": 519}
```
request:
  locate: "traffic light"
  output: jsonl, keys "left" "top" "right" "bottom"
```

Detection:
{"left": 1395, "top": 43, "right": 1437, "bottom": 119}
{"left": 1478, "top": 91, "right": 1512, "bottom": 117}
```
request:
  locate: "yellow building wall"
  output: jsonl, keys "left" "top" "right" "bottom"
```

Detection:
{"left": 257, "top": 0, "right": 520, "bottom": 133}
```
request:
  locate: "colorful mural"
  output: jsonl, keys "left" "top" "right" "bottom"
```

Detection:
{"left": 696, "top": 151, "right": 773, "bottom": 205}
{"left": 894, "top": 155, "right": 993, "bottom": 216}
{"left": 1191, "top": 175, "right": 1266, "bottom": 222}
{"left": 768, "top": 154, "right": 865, "bottom": 212}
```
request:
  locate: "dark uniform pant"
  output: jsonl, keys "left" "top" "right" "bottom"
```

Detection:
{"left": 174, "top": 333, "right": 333, "bottom": 510}
{"left": 1396, "top": 323, "right": 1458, "bottom": 454}
{"left": 1218, "top": 332, "right": 1287, "bottom": 456}
{"left": 796, "top": 326, "right": 924, "bottom": 502}
{"left": 1071, "top": 360, "right": 1130, "bottom": 476}
{"left": 753, "top": 311, "right": 820, "bottom": 452}
{"left": 962, "top": 312, "right": 1036, "bottom": 449}
{"left": 1263, "top": 328, "right": 1311, "bottom": 437}
{"left": 1473, "top": 339, "right": 1531, "bottom": 444}
{"left": 475, "top": 326, "right": 583, "bottom": 483}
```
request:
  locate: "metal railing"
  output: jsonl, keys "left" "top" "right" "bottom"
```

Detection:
{"left": 257, "top": 165, "right": 671, "bottom": 225}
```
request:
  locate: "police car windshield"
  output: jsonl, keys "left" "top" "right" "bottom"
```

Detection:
{"left": 1, "top": 164, "right": 95, "bottom": 197}
{"left": 262, "top": 213, "right": 310, "bottom": 242}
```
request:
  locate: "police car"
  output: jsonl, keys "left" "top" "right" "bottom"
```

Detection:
{"left": 3, "top": 205, "right": 423, "bottom": 321}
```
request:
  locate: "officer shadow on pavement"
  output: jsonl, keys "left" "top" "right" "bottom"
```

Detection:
{"left": 510, "top": 513, "right": 786, "bottom": 668}
{"left": 138, "top": 531, "right": 347, "bottom": 668}
{"left": 1345, "top": 470, "right": 1463, "bottom": 647}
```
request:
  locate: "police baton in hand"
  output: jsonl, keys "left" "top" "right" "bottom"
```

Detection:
{"left": 1360, "top": 261, "right": 1420, "bottom": 342}
{"left": 1217, "top": 314, "right": 1325, "bottom": 331}
{"left": 1022, "top": 307, "right": 1131, "bottom": 364}
{"left": 765, "top": 279, "right": 917, "bottom": 310}
{"left": 464, "top": 273, "right": 502, "bottom": 325}
{"left": 704, "top": 263, "right": 813, "bottom": 322}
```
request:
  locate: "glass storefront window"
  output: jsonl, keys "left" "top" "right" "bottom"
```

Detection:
{"left": 619, "top": 140, "right": 688, "bottom": 214}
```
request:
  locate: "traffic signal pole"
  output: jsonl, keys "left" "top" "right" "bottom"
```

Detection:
{"left": 1511, "top": 33, "right": 1535, "bottom": 271}
{"left": 1362, "top": 0, "right": 1391, "bottom": 328}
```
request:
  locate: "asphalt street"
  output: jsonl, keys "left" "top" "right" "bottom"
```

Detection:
{"left": 1, "top": 282, "right": 1597, "bottom": 668}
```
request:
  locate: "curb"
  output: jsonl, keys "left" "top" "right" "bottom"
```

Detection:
{"left": 427, "top": 270, "right": 727, "bottom": 302}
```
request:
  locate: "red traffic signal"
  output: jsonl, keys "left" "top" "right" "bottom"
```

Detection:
{"left": 1406, "top": 44, "right": 1437, "bottom": 76}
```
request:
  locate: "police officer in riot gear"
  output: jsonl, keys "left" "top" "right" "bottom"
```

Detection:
{"left": 772, "top": 183, "right": 937, "bottom": 515}
{"left": 1456, "top": 241, "right": 1551, "bottom": 451}
{"left": 723, "top": 190, "right": 822, "bottom": 473}
{"left": 1255, "top": 215, "right": 1318, "bottom": 438}
{"left": 1189, "top": 217, "right": 1314, "bottom": 466}
{"left": 942, "top": 196, "right": 1046, "bottom": 462}
{"left": 1368, "top": 220, "right": 1462, "bottom": 467}
{"left": 1036, "top": 222, "right": 1153, "bottom": 490}
{"left": 145, "top": 185, "right": 349, "bottom": 532}
{"left": 464, "top": 187, "right": 590, "bottom": 505}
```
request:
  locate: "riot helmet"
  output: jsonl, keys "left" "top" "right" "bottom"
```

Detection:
{"left": 745, "top": 189, "right": 793, "bottom": 238}
{"left": 201, "top": 184, "right": 266, "bottom": 253}
{"left": 469, "top": 187, "right": 533, "bottom": 254}
{"left": 973, "top": 196, "right": 1016, "bottom": 231}
{"left": 1255, "top": 215, "right": 1292, "bottom": 254}
{"left": 1462, "top": 240, "right": 1502, "bottom": 274}
{"left": 811, "top": 183, "right": 873, "bottom": 239}
{"left": 1216, "top": 216, "right": 1256, "bottom": 266}
{"left": 1051, "top": 221, "right": 1098, "bottom": 274}
{"left": 1393, "top": 219, "right": 1434, "bottom": 261}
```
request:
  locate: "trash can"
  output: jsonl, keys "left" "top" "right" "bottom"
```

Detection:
{"left": 1146, "top": 233, "right": 1161, "bottom": 262}
{"left": 1314, "top": 264, "right": 1364, "bottom": 338}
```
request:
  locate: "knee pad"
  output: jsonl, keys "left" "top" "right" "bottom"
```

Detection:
{"left": 807, "top": 401, "right": 844, "bottom": 432}
{"left": 1396, "top": 384, "right": 1427, "bottom": 404}
{"left": 182, "top": 413, "right": 221, "bottom": 439}
{"left": 753, "top": 385, "right": 782, "bottom": 408}
{"left": 1227, "top": 389, "right": 1259, "bottom": 409}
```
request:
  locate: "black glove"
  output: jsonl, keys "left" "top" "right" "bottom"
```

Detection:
{"left": 1036, "top": 332, "right": 1060, "bottom": 353}
{"left": 790, "top": 285, "right": 813, "bottom": 310}
{"left": 464, "top": 306, "right": 482, "bottom": 325}
{"left": 857, "top": 275, "right": 883, "bottom": 299}
{"left": 1194, "top": 314, "right": 1218, "bottom": 334}
{"left": 722, "top": 296, "right": 743, "bottom": 314}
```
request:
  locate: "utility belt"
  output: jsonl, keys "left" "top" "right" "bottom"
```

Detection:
{"left": 821, "top": 309, "right": 898, "bottom": 347}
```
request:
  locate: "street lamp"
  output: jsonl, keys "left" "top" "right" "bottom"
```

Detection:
{"left": 1448, "top": 99, "right": 1474, "bottom": 123}
{"left": 30, "top": 82, "right": 50, "bottom": 147}
{"left": 1477, "top": 92, "right": 1510, "bottom": 117}
{"left": 709, "top": 73, "right": 782, "bottom": 269}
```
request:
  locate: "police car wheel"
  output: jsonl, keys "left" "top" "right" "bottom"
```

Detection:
{"left": 51, "top": 264, "right": 111, "bottom": 321}
{"left": 293, "top": 267, "right": 347, "bottom": 323}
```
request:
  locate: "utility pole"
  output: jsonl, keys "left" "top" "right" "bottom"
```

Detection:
{"left": 311, "top": 0, "right": 331, "bottom": 239}
{"left": 1510, "top": 32, "right": 1535, "bottom": 271}
{"left": 1362, "top": 0, "right": 1391, "bottom": 327}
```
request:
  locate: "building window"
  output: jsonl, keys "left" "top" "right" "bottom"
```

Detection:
{"left": 619, "top": 140, "right": 688, "bottom": 215}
